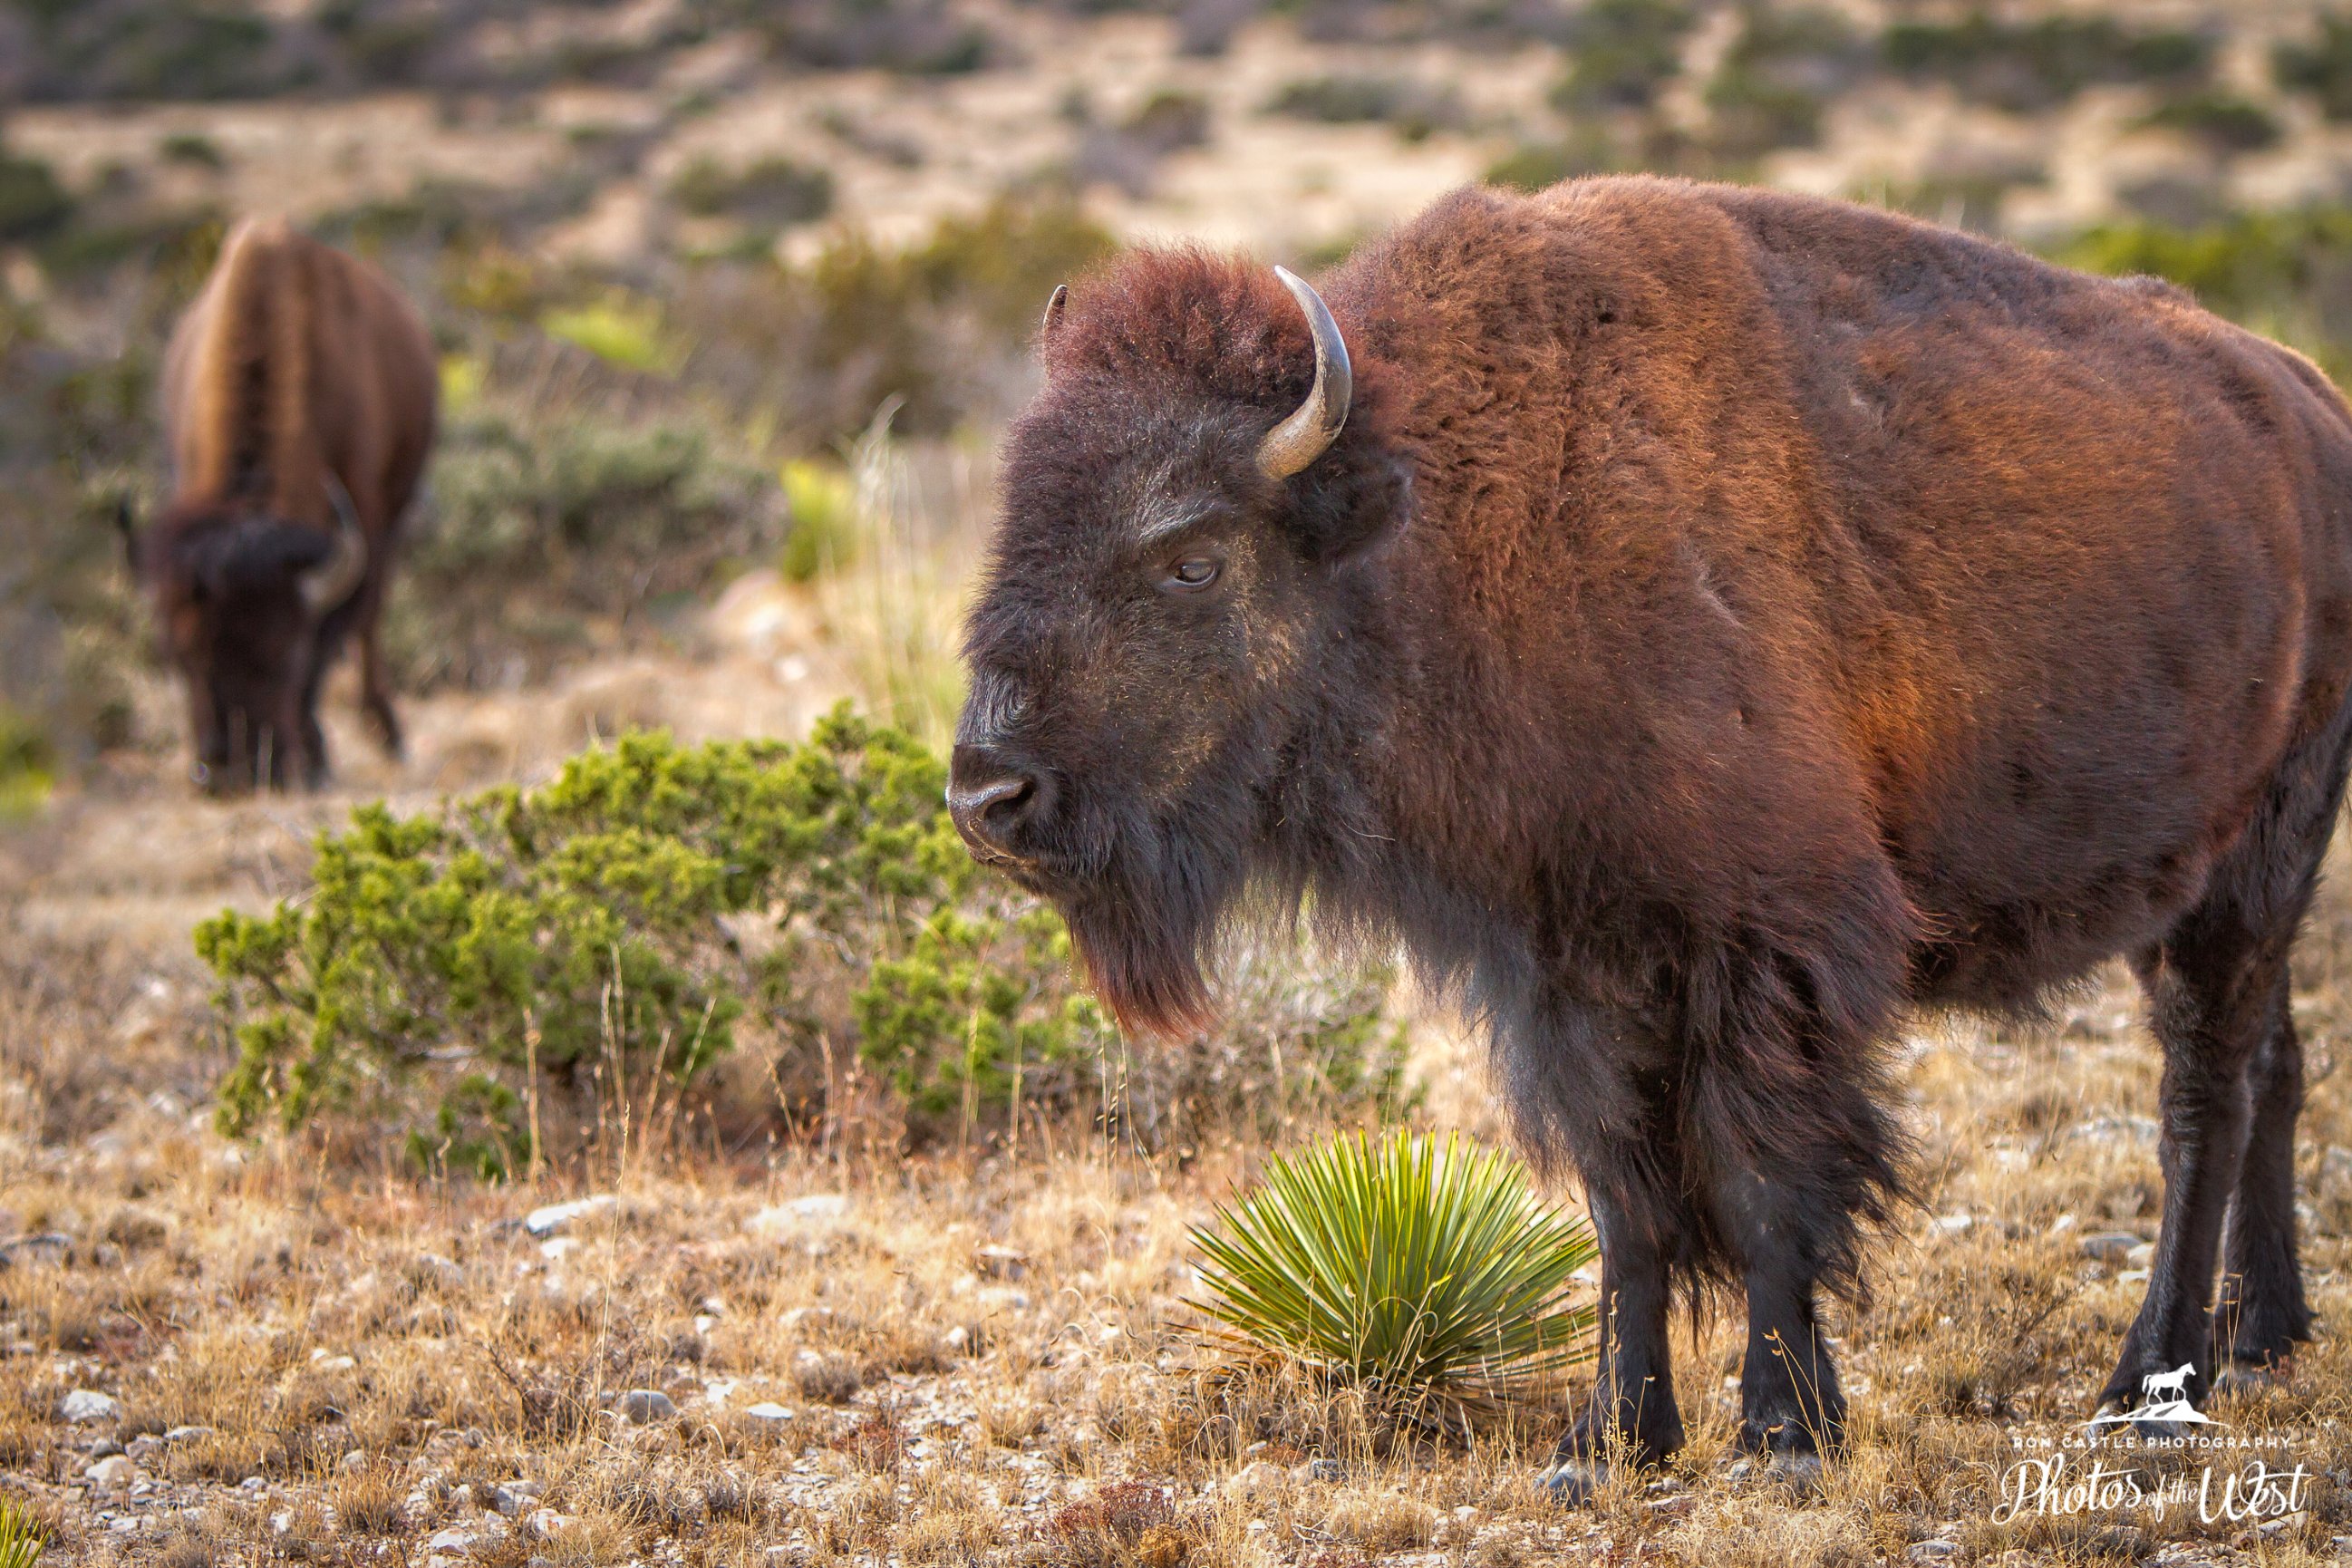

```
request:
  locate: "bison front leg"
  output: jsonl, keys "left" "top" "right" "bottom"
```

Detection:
{"left": 1713, "top": 1166, "right": 1853, "bottom": 1469}
{"left": 1543, "top": 1182, "right": 1688, "bottom": 1504}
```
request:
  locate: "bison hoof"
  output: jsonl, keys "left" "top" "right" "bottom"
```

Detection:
{"left": 1540, "top": 1458, "right": 1610, "bottom": 1507}
{"left": 2212, "top": 1361, "right": 2289, "bottom": 1396}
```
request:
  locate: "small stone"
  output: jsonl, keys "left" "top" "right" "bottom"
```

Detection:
{"left": 1906, "top": 1542, "right": 1962, "bottom": 1565}
{"left": 125, "top": 1436, "right": 160, "bottom": 1463}
{"left": 523, "top": 1195, "right": 616, "bottom": 1237}
{"left": 942, "top": 1325, "right": 969, "bottom": 1353}
{"left": 615, "top": 1389, "right": 676, "bottom": 1424}
{"left": 2257, "top": 1511, "right": 2308, "bottom": 1539}
{"left": 423, "top": 1524, "right": 487, "bottom": 1565}
{"left": 525, "top": 1507, "right": 573, "bottom": 1539}
{"left": 2080, "top": 1232, "right": 2142, "bottom": 1264}
{"left": 487, "top": 1480, "right": 542, "bottom": 1516}
{"left": 240, "top": 1477, "right": 266, "bottom": 1494}
{"left": 2125, "top": 1242, "right": 2155, "bottom": 1270}
{"left": 1302, "top": 1457, "right": 1345, "bottom": 1483}
{"left": 84, "top": 1454, "right": 136, "bottom": 1487}
{"left": 1929, "top": 1213, "right": 1973, "bottom": 1235}
{"left": 340, "top": 1448, "right": 368, "bottom": 1473}
{"left": 162, "top": 1425, "right": 215, "bottom": 1443}
{"left": 60, "top": 1389, "right": 121, "bottom": 1424}
{"left": 742, "top": 1402, "right": 794, "bottom": 1424}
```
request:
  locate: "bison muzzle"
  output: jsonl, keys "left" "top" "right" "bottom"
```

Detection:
{"left": 953, "top": 177, "right": 2352, "bottom": 1495}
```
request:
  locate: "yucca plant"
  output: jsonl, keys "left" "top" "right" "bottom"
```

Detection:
{"left": 0, "top": 1495, "right": 45, "bottom": 1568}
{"left": 1188, "top": 1129, "right": 1598, "bottom": 1413}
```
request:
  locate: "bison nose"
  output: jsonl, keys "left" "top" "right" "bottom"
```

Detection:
{"left": 948, "top": 743, "right": 1044, "bottom": 859}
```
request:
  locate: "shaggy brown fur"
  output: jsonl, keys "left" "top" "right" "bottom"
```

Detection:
{"left": 139, "top": 217, "right": 437, "bottom": 791}
{"left": 953, "top": 177, "right": 2352, "bottom": 1488}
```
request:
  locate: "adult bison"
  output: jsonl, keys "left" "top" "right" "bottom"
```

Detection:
{"left": 950, "top": 178, "right": 2352, "bottom": 1494}
{"left": 130, "top": 217, "right": 436, "bottom": 792}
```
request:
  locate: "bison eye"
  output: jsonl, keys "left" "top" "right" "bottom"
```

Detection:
{"left": 1165, "top": 557, "right": 1222, "bottom": 593}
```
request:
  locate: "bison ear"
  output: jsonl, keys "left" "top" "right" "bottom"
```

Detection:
{"left": 1280, "top": 443, "right": 1411, "bottom": 566}
{"left": 1040, "top": 284, "right": 1069, "bottom": 342}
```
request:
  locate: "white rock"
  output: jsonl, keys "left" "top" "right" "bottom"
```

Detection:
{"left": 84, "top": 1454, "right": 136, "bottom": 1487}
{"left": 525, "top": 1507, "right": 574, "bottom": 1539}
{"left": 1930, "top": 1214, "right": 1973, "bottom": 1236}
{"left": 743, "top": 1402, "right": 795, "bottom": 1423}
{"left": 340, "top": 1449, "right": 368, "bottom": 1473}
{"left": 162, "top": 1425, "right": 214, "bottom": 1443}
{"left": 539, "top": 1237, "right": 578, "bottom": 1263}
{"left": 524, "top": 1195, "right": 616, "bottom": 1237}
{"left": 60, "top": 1389, "right": 121, "bottom": 1424}
{"left": 750, "top": 1195, "right": 850, "bottom": 1240}
{"left": 2125, "top": 1243, "right": 2155, "bottom": 1270}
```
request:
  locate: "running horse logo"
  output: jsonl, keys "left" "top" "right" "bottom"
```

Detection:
{"left": 2087, "top": 1363, "right": 2218, "bottom": 1434}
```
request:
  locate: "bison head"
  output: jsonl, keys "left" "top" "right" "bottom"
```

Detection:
{"left": 952, "top": 253, "right": 1408, "bottom": 1034}
{"left": 130, "top": 485, "right": 366, "bottom": 793}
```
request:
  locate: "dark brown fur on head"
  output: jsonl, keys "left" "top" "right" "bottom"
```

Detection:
{"left": 959, "top": 247, "right": 1408, "bottom": 1037}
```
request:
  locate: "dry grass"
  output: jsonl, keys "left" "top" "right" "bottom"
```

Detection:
{"left": 0, "top": 878, "right": 2345, "bottom": 1565}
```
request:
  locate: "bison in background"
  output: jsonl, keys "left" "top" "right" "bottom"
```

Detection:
{"left": 131, "top": 216, "right": 436, "bottom": 792}
{"left": 951, "top": 177, "right": 2352, "bottom": 1495}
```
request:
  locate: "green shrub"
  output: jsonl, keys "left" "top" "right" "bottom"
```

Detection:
{"left": 388, "top": 407, "right": 781, "bottom": 689}
{"left": 2276, "top": 14, "right": 2352, "bottom": 121}
{"left": 1552, "top": 0, "right": 1694, "bottom": 114}
{"left": 197, "top": 714, "right": 1073, "bottom": 1172}
{"left": 1190, "top": 1130, "right": 1596, "bottom": 1413}
{"left": 159, "top": 131, "right": 226, "bottom": 169}
{"left": 538, "top": 294, "right": 679, "bottom": 374}
{"left": 197, "top": 717, "right": 1411, "bottom": 1170}
{"left": 1883, "top": 13, "right": 2211, "bottom": 113}
{"left": 1483, "top": 128, "right": 1624, "bottom": 192}
{"left": 778, "top": 458, "right": 859, "bottom": 582}
{"left": 1265, "top": 75, "right": 1460, "bottom": 139}
{"left": 0, "top": 151, "right": 74, "bottom": 244}
{"left": 1704, "top": 7, "right": 1863, "bottom": 160}
{"left": 0, "top": 707, "right": 53, "bottom": 822}
{"left": 2137, "top": 91, "right": 2281, "bottom": 157}
{"left": 668, "top": 155, "right": 836, "bottom": 227}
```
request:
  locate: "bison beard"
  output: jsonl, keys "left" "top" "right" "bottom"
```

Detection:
{"left": 957, "top": 176, "right": 2352, "bottom": 1501}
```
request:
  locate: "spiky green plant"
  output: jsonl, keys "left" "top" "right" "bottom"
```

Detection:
{"left": 0, "top": 1495, "right": 45, "bottom": 1568}
{"left": 1188, "top": 1130, "right": 1598, "bottom": 1409}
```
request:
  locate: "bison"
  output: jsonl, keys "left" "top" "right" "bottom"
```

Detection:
{"left": 950, "top": 178, "right": 2352, "bottom": 1494}
{"left": 129, "top": 217, "right": 436, "bottom": 792}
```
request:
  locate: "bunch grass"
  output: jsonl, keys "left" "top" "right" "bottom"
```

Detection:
{"left": 1189, "top": 1130, "right": 1597, "bottom": 1418}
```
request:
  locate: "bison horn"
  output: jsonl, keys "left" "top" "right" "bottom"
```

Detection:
{"left": 1041, "top": 283, "right": 1069, "bottom": 337}
{"left": 1256, "top": 266, "right": 1351, "bottom": 481}
{"left": 298, "top": 472, "right": 367, "bottom": 616}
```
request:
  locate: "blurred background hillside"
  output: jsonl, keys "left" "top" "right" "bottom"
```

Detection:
{"left": 14, "top": 0, "right": 2352, "bottom": 813}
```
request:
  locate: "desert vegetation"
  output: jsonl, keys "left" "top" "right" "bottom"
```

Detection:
{"left": 5, "top": 0, "right": 2352, "bottom": 1563}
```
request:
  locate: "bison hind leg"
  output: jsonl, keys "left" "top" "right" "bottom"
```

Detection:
{"left": 2105, "top": 715, "right": 2350, "bottom": 1412}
